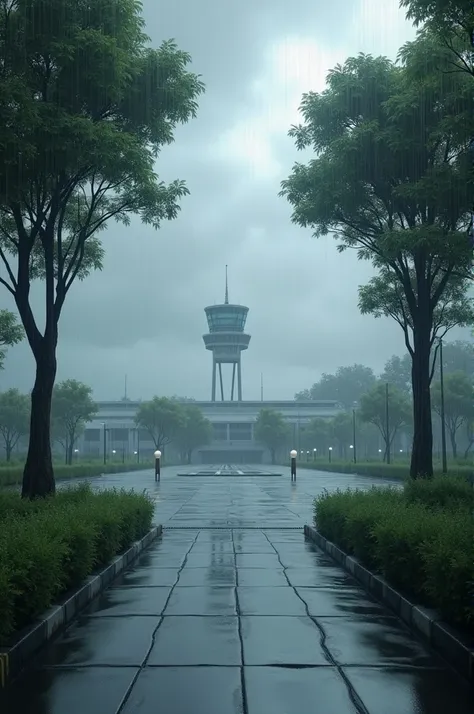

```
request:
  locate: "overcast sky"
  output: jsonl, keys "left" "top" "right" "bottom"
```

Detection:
{"left": 0, "top": 0, "right": 470, "bottom": 401}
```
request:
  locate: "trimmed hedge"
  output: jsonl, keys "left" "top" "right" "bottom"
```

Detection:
{"left": 314, "top": 477, "right": 474, "bottom": 630}
{"left": 0, "top": 461, "right": 154, "bottom": 487}
{"left": 295, "top": 460, "right": 474, "bottom": 481}
{"left": 0, "top": 484, "right": 154, "bottom": 642}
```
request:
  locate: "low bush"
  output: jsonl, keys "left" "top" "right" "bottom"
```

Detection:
{"left": 0, "top": 484, "right": 154, "bottom": 643}
{"left": 297, "top": 460, "right": 474, "bottom": 482}
{"left": 0, "top": 461, "right": 154, "bottom": 487}
{"left": 314, "top": 479, "right": 474, "bottom": 630}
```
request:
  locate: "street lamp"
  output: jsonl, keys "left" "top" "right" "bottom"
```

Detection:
{"left": 74, "top": 448, "right": 79, "bottom": 462}
{"left": 352, "top": 402, "right": 358, "bottom": 464}
{"left": 102, "top": 422, "right": 107, "bottom": 465}
{"left": 290, "top": 449, "right": 297, "bottom": 481}
{"left": 306, "top": 450, "right": 310, "bottom": 462}
{"left": 328, "top": 446, "right": 333, "bottom": 463}
{"left": 154, "top": 450, "right": 162, "bottom": 482}
{"left": 385, "top": 383, "right": 390, "bottom": 464}
{"left": 438, "top": 338, "right": 448, "bottom": 474}
{"left": 313, "top": 447, "right": 317, "bottom": 461}
{"left": 378, "top": 448, "right": 382, "bottom": 461}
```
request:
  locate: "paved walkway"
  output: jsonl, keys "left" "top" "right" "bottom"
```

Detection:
{"left": 2, "top": 466, "right": 473, "bottom": 713}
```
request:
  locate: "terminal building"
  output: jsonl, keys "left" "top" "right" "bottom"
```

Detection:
{"left": 77, "top": 272, "right": 342, "bottom": 464}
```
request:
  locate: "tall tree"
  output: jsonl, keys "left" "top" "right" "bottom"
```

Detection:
{"left": 52, "top": 380, "right": 97, "bottom": 465}
{"left": 281, "top": 34, "right": 474, "bottom": 478}
{"left": 135, "top": 397, "right": 183, "bottom": 451}
{"left": 0, "top": 1, "right": 204, "bottom": 498}
{"left": 303, "top": 417, "right": 330, "bottom": 454}
{"left": 254, "top": 409, "right": 290, "bottom": 464}
{"left": 431, "top": 371, "right": 474, "bottom": 457}
{"left": 0, "top": 309, "right": 23, "bottom": 370}
{"left": 359, "top": 383, "right": 412, "bottom": 462}
{"left": 329, "top": 412, "right": 353, "bottom": 458}
{"left": 295, "top": 364, "right": 376, "bottom": 408}
{"left": 380, "top": 354, "right": 412, "bottom": 394}
{"left": 175, "top": 404, "right": 212, "bottom": 464}
{"left": 441, "top": 340, "right": 474, "bottom": 377}
{"left": 400, "top": 0, "right": 474, "bottom": 80}
{"left": 0, "top": 388, "right": 29, "bottom": 461}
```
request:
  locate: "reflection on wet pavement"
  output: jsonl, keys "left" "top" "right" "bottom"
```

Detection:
{"left": 1, "top": 467, "right": 473, "bottom": 713}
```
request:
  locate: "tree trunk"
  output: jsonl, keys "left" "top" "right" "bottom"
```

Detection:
{"left": 22, "top": 344, "right": 57, "bottom": 498}
{"left": 410, "top": 317, "right": 433, "bottom": 479}
{"left": 67, "top": 437, "right": 74, "bottom": 466}
{"left": 449, "top": 428, "right": 457, "bottom": 459}
{"left": 5, "top": 441, "right": 12, "bottom": 462}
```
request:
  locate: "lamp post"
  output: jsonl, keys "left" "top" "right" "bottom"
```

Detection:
{"left": 313, "top": 448, "right": 317, "bottom": 461}
{"left": 385, "top": 382, "right": 391, "bottom": 464}
{"left": 154, "top": 450, "right": 162, "bottom": 482}
{"left": 439, "top": 337, "right": 448, "bottom": 474}
{"left": 306, "top": 450, "right": 310, "bottom": 462}
{"left": 290, "top": 449, "right": 297, "bottom": 481}
{"left": 328, "top": 446, "right": 333, "bottom": 464}
{"left": 352, "top": 402, "right": 357, "bottom": 464}
{"left": 102, "top": 422, "right": 107, "bottom": 465}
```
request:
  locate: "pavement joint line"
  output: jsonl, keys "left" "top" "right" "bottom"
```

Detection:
{"left": 115, "top": 531, "right": 200, "bottom": 714}
{"left": 304, "top": 525, "right": 474, "bottom": 684}
{"left": 232, "top": 529, "right": 249, "bottom": 714}
{"left": 0, "top": 525, "right": 162, "bottom": 689}
{"left": 262, "top": 531, "right": 371, "bottom": 714}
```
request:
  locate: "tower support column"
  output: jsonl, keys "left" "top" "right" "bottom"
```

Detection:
{"left": 211, "top": 359, "right": 217, "bottom": 401}
{"left": 237, "top": 358, "right": 242, "bottom": 401}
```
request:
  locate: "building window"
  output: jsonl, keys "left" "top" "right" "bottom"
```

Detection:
{"left": 84, "top": 429, "right": 100, "bottom": 442}
{"left": 229, "top": 423, "right": 252, "bottom": 441}
{"left": 212, "top": 423, "right": 228, "bottom": 441}
{"left": 110, "top": 428, "right": 128, "bottom": 442}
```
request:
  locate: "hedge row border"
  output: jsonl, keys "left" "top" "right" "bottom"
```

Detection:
{"left": 0, "top": 524, "right": 162, "bottom": 688}
{"left": 304, "top": 525, "right": 474, "bottom": 683}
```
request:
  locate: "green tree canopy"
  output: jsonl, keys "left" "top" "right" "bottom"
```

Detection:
{"left": 295, "top": 364, "right": 376, "bottom": 408}
{"left": 359, "top": 383, "right": 412, "bottom": 462}
{"left": 329, "top": 412, "right": 353, "bottom": 457}
{"left": 175, "top": 404, "right": 212, "bottom": 464}
{"left": 135, "top": 397, "right": 184, "bottom": 451}
{"left": 431, "top": 370, "right": 474, "bottom": 457}
{"left": 0, "top": 388, "right": 29, "bottom": 461}
{"left": 441, "top": 340, "right": 474, "bottom": 377}
{"left": 52, "top": 379, "right": 97, "bottom": 465}
{"left": 281, "top": 32, "right": 474, "bottom": 479}
{"left": 0, "top": 0, "right": 204, "bottom": 498}
{"left": 380, "top": 354, "right": 412, "bottom": 394}
{"left": 254, "top": 409, "right": 290, "bottom": 464}
{"left": 0, "top": 309, "right": 23, "bottom": 369}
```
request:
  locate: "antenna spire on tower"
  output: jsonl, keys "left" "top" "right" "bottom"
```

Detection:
{"left": 225, "top": 265, "right": 229, "bottom": 304}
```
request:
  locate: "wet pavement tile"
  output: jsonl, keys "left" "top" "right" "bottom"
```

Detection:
{"left": 345, "top": 667, "right": 474, "bottom": 714}
{"left": 84, "top": 586, "right": 171, "bottom": 616}
{"left": 177, "top": 566, "right": 236, "bottom": 586}
{"left": 39, "top": 615, "right": 160, "bottom": 666}
{"left": 190, "top": 541, "right": 235, "bottom": 553}
{"left": 233, "top": 541, "right": 275, "bottom": 553}
{"left": 241, "top": 616, "right": 329, "bottom": 665}
{"left": 320, "top": 616, "right": 442, "bottom": 667}
{"left": 118, "top": 567, "right": 179, "bottom": 587}
{"left": 147, "top": 616, "right": 241, "bottom": 665}
{"left": 237, "top": 568, "right": 288, "bottom": 586}
{"left": 184, "top": 552, "right": 235, "bottom": 568}
{"left": 121, "top": 666, "right": 243, "bottom": 714}
{"left": 285, "top": 567, "right": 356, "bottom": 588}
{"left": 0, "top": 666, "right": 137, "bottom": 714}
{"left": 235, "top": 553, "right": 281, "bottom": 568}
{"left": 196, "top": 530, "right": 233, "bottom": 541}
{"left": 237, "top": 586, "right": 308, "bottom": 615}
{"left": 163, "top": 586, "right": 237, "bottom": 615}
{"left": 137, "top": 552, "right": 186, "bottom": 568}
{"left": 296, "top": 586, "right": 386, "bottom": 617}
{"left": 244, "top": 666, "right": 359, "bottom": 714}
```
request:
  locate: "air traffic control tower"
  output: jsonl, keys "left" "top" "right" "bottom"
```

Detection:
{"left": 203, "top": 267, "right": 251, "bottom": 401}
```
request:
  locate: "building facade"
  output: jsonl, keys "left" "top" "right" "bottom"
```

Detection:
{"left": 78, "top": 398, "right": 342, "bottom": 464}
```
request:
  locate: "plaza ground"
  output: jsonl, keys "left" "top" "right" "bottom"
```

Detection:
{"left": 1, "top": 465, "right": 473, "bottom": 713}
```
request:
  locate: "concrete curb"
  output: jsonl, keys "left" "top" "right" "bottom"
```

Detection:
{"left": 304, "top": 525, "right": 474, "bottom": 682}
{"left": 0, "top": 525, "right": 162, "bottom": 688}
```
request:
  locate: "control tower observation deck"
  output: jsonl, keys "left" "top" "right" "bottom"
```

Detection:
{"left": 203, "top": 267, "right": 251, "bottom": 401}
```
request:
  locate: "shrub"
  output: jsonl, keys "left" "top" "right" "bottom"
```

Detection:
{"left": 313, "top": 484, "right": 474, "bottom": 630}
{"left": 403, "top": 475, "right": 474, "bottom": 512}
{"left": 0, "top": 461, "right": 154, "bottom": 487}
{"left": 0, "top": 485, "right": 154, "bottom": 643}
